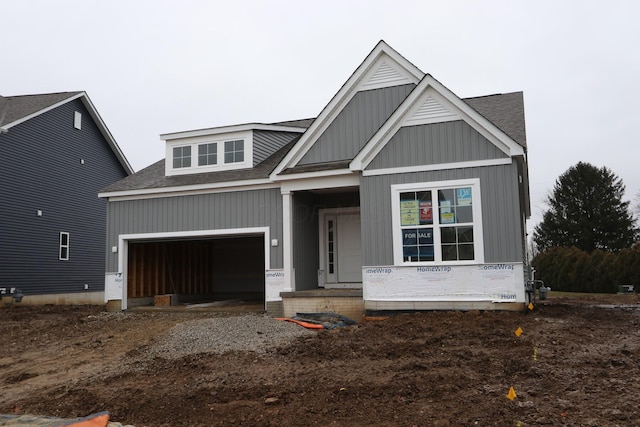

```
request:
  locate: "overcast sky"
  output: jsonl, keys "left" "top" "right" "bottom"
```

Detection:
{"left": 2, "top": 0, "right": 639, "bottom": 234}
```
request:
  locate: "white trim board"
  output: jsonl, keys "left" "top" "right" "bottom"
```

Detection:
{"left": 99, "top": 180, "right": 279, "bottom": 201}
{"left": 390, "top": 178, "right": 485, "bottom": 266}
{"left": 363, "top": 158, "right": 513, "bottom": 177}
{"left": 115, "top": 227, "right": 271, "bottom": 310}
{"left": 161, "top": 123, "right": 307, "bottom": 140}
{"left": 280, "top": 172, "right": 360, "bottom": 193}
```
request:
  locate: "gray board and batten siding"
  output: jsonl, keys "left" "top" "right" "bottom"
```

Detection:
{"left": 360, "top": 163, "right": 523, "bottom": 267}
{"left": 291, "top": 191, "right": 320, "bottom": 291}
{"left": 105, "top": 188, "right": 284, "bottom": 272}
{"left": 253, "top": 131, "right": 303, "bottom": 166}
{"left": 0, "top": 99, "right": 129, "bottom": 295}
{"left": 367, "top": 120, "right": 509, "bottom": 169}
{"left": 298, "top": 84, "right": 415, "bottom": 165}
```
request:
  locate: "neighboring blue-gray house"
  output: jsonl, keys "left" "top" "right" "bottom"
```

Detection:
{"left": 0, "top": 91, "right": 133, "bottom": 304}
{"left": 99, "top": 41, "right": 531, "bottom": 315}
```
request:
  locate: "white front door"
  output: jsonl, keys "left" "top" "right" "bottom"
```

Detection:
{"left": 321, "top": 209, "right": 362, "bottom": 287}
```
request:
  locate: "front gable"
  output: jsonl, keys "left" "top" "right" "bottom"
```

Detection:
{"left": 366, "top": 120, "right": 509, "bottom": 172}
{"left": 271, "top": 40, "right": 424, "bottom": 179}
{"left": 351, "top": 76, "right": 525, "bottom": 174}
{"left": 296, "top": 83, "right": 415, "bottom": 166}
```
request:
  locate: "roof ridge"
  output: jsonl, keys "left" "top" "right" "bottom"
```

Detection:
{"left": 4, "top": 90, "right": 82, "bottom": 99}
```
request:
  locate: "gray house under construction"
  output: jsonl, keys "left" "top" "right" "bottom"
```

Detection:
{"left": 99, "top": 41, "right": 531, "bottom": 316}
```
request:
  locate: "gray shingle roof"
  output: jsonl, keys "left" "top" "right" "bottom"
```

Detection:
{"left": 270, "top": 118, "right": 316, "bottom": 128}
{"left": 464, "top": 92, "right": 526, "bottom": 148}
{"left": 101, "top": 90, "right": 526, "bottom": 194}
{"left": 0, "top": 92, "right": 82, "bottom": 127}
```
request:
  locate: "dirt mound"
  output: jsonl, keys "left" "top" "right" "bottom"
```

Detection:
{"left": 1, "top": 293, "right": 639, "bottom": 426}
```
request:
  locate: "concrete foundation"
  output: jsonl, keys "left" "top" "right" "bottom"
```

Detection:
{"left": 280, "top": 289, "right": 364, "bottom": 322}
{"left": 3, "top": 291, "right": 105, "bottom": 306}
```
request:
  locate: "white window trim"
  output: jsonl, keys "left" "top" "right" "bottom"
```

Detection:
{"left": 165, "top": 131, "right": 253, "bottom": 176}
{"left": 59, "top": 232, "right": 70, "bottom": 261}
{"left": 391, "top": 179, "right": 484, "bottom": 266}
{"left": 74, "top": 111, "right": 82, "bottom": 130}
{"left": 197, "top": 141, "right": 218, "bottom": 167}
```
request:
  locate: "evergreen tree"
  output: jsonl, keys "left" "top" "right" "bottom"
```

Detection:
{"left": 533, "top": 162, "right": 638, "bottom": 252}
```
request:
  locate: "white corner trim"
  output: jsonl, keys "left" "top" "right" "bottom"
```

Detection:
{"left": 363, "top": 158, "right": 513, "bottom": 177}
{"left": 270, "top": 41, "right": 424, "bottom": 179}
{"left": 282, "top": 193, "right": 293, "bottom": 291}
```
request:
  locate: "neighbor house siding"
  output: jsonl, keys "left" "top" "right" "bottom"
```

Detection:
{"left": 298, "top": 84, "right": 415, "bottom": 165}
{"left": 105, "top": 187, "right": 283, "bottom": 272}
{"left": 360, "top": 163, "right": 523, "bottom": 266}
{"left": 253, "top": 131, "right": 301, "bottom": 166}
{"left": 367, "top": 120, "right": 508, "bottom": 169}
{"left": 0, "top": 99, "right": 129, "bottom": 295}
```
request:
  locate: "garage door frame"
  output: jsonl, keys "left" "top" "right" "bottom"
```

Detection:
{"left": 115, "top": 227, "right": 271, "bottom": 310}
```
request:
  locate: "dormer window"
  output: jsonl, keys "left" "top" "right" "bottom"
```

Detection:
{"left": 198, "top": 142, "right": 218, "bottom": 166}
{"left": 164, "top": 130, "right": 253, "bottom": 176}
{"left": 224, "top": 140, "right": 244, "bottom": 163}
{"left": 173, "top": 146, "right": 191, "bottom": 168}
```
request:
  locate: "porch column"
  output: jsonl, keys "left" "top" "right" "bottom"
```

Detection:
{"left": 282, "top": 190, "right": 295, "bottom": 292}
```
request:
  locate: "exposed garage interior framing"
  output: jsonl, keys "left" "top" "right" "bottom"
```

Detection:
{"left": 118, "top": 228, "right": 269, "bottom": 309}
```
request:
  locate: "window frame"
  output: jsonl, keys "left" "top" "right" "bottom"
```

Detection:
{"left": 224, "top": 139, "right": 244, "bottom": 164}
{"left": 198, "top": 142, "right": 218, "bottom": 166}
{"left": 165, "top": 131, "right": 253, "bottom": 176}
{"left": 391, "top": 179, "right": 484, "bottom": 265}
{"left": 172, "top": 145, "right": 192, "bottom": 169}
{"left": 59, "top": 232, "right": 70, "bottom": 261}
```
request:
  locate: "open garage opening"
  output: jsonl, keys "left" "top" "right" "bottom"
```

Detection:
{"left": 125, "top": 235, "right": 265, "bottom": 309}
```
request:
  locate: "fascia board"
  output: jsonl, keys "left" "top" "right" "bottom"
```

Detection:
{"left": 79, "top": 94, "right": 134, "bottom": 175}
{"left": 161, "top": 124, "right": 306, "bottom": 141}
{"left": 270, "top": 41, "right": 424, "bottom": 180}
{"left": 351, "top": 75, "right": 525, "bottom": 171}
{"left": 280, "top": 173, "right": 360, "bottom": 194}
{"left": 270, "top": 168, "right": 356, "bottom": 182}
{"left": 98, "top": 178, "right": 277, "bottom": 200}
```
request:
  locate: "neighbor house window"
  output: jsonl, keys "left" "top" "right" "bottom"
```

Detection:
{"left": 198, "top": 142, "right": 217, "bottom": 166}
{"left": 392, "top": 180, "right": 482, "bottom": 264}
{"left": 172, "top": 146, "right": 191, "bottom": 168}
{"left": 74, "top": 111, "right": 82, "bottom": 130}
{"left": 59, "top": 232, "right": 70, "bottom": 261}
{"left": 224, "top": 139, "right": 244, "bottom": 163}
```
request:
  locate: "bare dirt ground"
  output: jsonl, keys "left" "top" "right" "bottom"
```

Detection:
{"left": 1, "top": 293, "right": 639, "bottom": 427}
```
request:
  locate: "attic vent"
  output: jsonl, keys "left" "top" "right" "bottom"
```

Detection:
{"left": 362, "top": 60, "right": 409, "bottom": 88}
{"left": 406, "top": 95, "right": 458, "bottom": 124}
{"left": 74, "top": 111, "right": 82, "bottom": 130}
